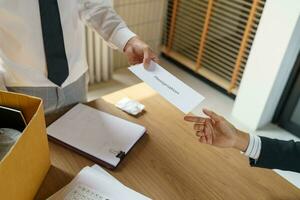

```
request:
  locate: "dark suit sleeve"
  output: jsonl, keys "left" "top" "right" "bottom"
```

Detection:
{"left": 249, "top": 136, "right": 300, "bottom": 173}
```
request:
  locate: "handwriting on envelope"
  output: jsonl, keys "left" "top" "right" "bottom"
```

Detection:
{"left": 128, "top": 61, "right": 205, "bottom": 114}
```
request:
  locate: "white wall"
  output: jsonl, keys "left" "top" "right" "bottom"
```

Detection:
{"left": 232, "top": 0, "right": 300, "bottom": 130}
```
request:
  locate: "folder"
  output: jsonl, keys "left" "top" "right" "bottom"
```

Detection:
{"left": 0, "top": 105, "right": 27, "bottom": 131}
{"left": 47, "top": 104, "right": 146, "bottom": 169}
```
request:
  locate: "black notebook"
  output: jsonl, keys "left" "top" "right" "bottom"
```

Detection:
{"left": 0, "top": 106, "right": 27, "bottom": 132}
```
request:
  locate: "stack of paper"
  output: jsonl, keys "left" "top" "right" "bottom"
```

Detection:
{"left": 48, "top": 165, "right": 151, "bottom": 200}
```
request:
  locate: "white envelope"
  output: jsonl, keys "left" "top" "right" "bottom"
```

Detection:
{"left": 129, "top": 62, "right": 205, "bottom": 114}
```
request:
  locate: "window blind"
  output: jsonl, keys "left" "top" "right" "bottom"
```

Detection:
{"left": 162, "top": 0, "right": 266, "bottom": 94}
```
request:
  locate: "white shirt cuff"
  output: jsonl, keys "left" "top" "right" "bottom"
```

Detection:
{"left": 109, "top": 27, "right": 136, "bottom": 51}
{"left": 241, "top": 134, "right": 262, "bottom": 160}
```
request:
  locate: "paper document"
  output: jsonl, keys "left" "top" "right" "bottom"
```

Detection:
{"left": 48, "top": 165, "right": 151, "bottom": 200}
{"left": 129, "top": 62, "right": 205, "bottom": 114}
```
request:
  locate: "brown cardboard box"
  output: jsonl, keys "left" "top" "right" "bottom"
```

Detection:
{"left": 0, "top": 91, "right": 51, "bottom": 200}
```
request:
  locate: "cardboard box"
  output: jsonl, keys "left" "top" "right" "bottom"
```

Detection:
{"left": 0, "top": 91, "right": 51, "bottom": 200}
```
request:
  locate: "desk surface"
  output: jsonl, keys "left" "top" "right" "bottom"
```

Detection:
{"left": 35, "top": 83, "right": 300, "bottom": 199}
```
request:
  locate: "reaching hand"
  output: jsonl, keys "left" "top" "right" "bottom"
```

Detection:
{"left": 124, "top": 36, "right": 159, "bottom": 68}
{"left": 184, "top": 109, "right": 249, "bottom": 151}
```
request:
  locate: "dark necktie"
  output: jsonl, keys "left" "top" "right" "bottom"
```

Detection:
{"left": 38, "top": 0, "right": 69, "bottom": 86}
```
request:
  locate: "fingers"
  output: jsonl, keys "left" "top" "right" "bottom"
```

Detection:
{"left": 196, "top": 131, "right": 204, "bottom": 137}
{"left": 184, "top": 115, "right": 206, "bottom": 123}
{"left": 207, "top": 120, "right": 214, "bottom": 137}
{"left": 185, "top": 111, "right": 222, "bottom": 123}
{"left": 193, "top": 123, "right": 205, "bottom": 131}
{"left": 143, "top": 46, "right": 158, "bottom": 69}
{"left": 152, "top": 55, "right": 159, "bottom": 63}
{"left": 193, "top": 119, "right": 214, "bottom": 145}
{"left": 203, "top": 109, "right": 222, "bottom": 122}
{"left": 143, "top": 48, "right": 151, "bottom": 68}
{"left": 128, "top": 58, "right": 140, "bottom": 66}
{"left": 184, "top": 115, "right": 215, "bottom": 145}
{"left": 124, "top": 37, "right": 158, "bottom": 68}
{"left": 199, "top": 136, "right": 208, "bottom": 144}
{"left": 204, "top": 121, "right": 213, "bottom": 145}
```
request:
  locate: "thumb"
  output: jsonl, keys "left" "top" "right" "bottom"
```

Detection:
{"left": 143, "top": 48, "right": 151, "bottom": 69}
{"left": 203, "top": 109, "right": 222, "bottom": 122}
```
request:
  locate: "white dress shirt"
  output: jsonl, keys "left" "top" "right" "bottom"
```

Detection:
{"left": 0, "top": 0, "right": 136, "bottom": 89}
{"left": 243, "top": 134, "right": 262, "bottom": 160}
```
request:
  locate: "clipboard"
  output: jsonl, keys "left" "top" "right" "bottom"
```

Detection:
{"left": 0, "top": 105, "right": 27, "bottom": 131}
{"left": 47, "top": 104, "right": 146, "bottom": 169}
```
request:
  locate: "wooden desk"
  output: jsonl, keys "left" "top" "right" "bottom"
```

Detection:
{"left": 35, "top": 83, "right": 300, "bottom": 199}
